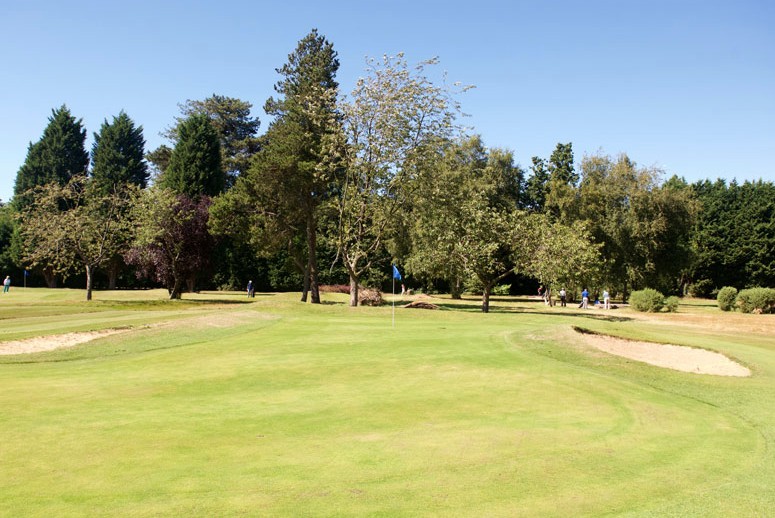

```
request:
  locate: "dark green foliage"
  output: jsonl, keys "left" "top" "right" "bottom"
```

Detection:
{"left": 717, "top": 286, "right": 738, "bottom": 311}
{"left": 13, "top": 105, "right": 89, "bottom": 209}
{"left": 735, "top": 288, "right": 775, "bottom": 314}
{"left": 629, "top": 288, "right": 665, "bottom": 312}
{"left": 0, "top": 204, "right": 19, "bottom": 276}
{"left": 145, "top": 145, "right": 172, "bottom": 175}
{"left": 91, "top": 112, "right": 148, "bottom": 191}
{"left": 217, "top": 29, "right": 341, "bottom": 303}
{"left": 688, "top": 279, "right": 714, "bottom": 298}
{"left": 691, "top": 179, "right": 775, "bottom": 290}
{"left": 265, "top": 29, "right": 339, "bottom": 114}
{"left": 161, "top": 114, "right": 224, "bottom": 198}
{"left": 162, "top": 95, "right": 261, "bottom": 187}
{"left": 525, "top": 157, "right": 549, "bottom": 211}
{"left": 665, "top": 296, "right": 680, "bottom": 312}
{"left": 548, "top": 142, "right": 577, "bottom": 185}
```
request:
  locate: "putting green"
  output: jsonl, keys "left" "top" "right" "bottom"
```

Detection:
{"left": 0, "top": 290, "right": 771, "bottom": 517}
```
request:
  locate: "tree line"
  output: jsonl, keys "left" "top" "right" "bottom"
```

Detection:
{"left": 1, "top": 30, "right": 773, "bottom": 311}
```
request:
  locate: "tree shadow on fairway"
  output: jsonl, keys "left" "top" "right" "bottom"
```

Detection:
{"left": 430, "top": 298, "right": 634, "bottom": 322}
{"left": 526, "top": 310, "right": 634, "bottom": 322}
{"left": 78, "top": 298, "right": 260, "bottom": 310}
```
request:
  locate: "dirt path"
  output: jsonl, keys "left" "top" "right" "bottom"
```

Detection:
{"left": 577, "top": 331, "right": 750, "bottom": 377}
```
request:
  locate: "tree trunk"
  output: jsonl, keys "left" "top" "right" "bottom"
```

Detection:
{"left": 349, "top": 275, "right": 359, "bottom": 307}
{"left": 482, "top": 283, "right": 491, "bottom": 313}
{"left": 301, "top": 262, "right": 310, "bottom": 302}
{"left": 450, "top": 277, "right": 462, "bottom": 299}
{"left": 42, "top": 267, "right": 57, "bottom": 288}
{"left": 306, "top": 212, "right": 320, "bottom": 304}
{"left": 85, "top": 264, "right": 94, "bottom": 301}
{"left": 107, "top": 256, "right": 120, "bottom": 290}
{"left": 186, "top": 277, "right": 196, "bottom": 293}
{"left": 169, "top": 276, "right": 183, "bottom": 299}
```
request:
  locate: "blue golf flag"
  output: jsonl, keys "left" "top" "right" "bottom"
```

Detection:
{"left": 392, "top": 264, "right": 402, "bottom": 280}
{"left": 24, "top": 269, "right": 29, "bottom": 276}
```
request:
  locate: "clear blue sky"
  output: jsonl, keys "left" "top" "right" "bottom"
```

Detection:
{"left": 1, "top": 0, "right": 773, "bottom": 203}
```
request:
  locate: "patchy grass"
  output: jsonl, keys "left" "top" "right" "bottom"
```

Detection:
{"left": 0, "top": 289, "right": 773, "bottom": 517}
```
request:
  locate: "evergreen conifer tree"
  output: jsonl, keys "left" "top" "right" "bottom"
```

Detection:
{"left": 161, "top": 114, "right": 223, "bottom": 198}
{"left": 91, "top": 111, "right": 148, "bottom": 191}
{"left": 13, "top": 105, "right": 89, "bottom": 210}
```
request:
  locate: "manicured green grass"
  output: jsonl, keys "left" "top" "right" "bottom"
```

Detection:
{"left": 0, "top": 289, "right": 773, "bottom": 517}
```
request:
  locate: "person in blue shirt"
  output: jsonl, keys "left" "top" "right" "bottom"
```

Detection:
{"left": 581, "top": 288, "right": 589, "bottom": 309}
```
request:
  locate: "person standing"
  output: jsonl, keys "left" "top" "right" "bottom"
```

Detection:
{"left": 581, "top": 288, "right": 589, "bottom": 309}
{"left": 603, "top": 290, "right": 610, "bottom": 309}
{"left": 3, "top": 276, "right": 9, "bottom": 293}
{"left": 559, "top": 288, "right": 566, "bottom": 307}
{"left": 246, "top": 280, "right": 254, "bottom": 298}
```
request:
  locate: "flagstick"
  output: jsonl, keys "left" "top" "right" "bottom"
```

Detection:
{"left": 392, "top": 275, "right": 395, "bottom": 328}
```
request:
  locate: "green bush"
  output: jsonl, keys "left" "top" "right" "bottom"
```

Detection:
{"left": 628, "top": 289, "right": 665, "bottom": 312}
{"left": 665, "top": 296, "right": 680, "bottom": 312}
{"left": 717, "top": 286, "right": 738, "bottom": 311}
{"left": 735, "top": 287, "right": 775, "bottom": 314}
{"left": 688, "top": 279, "right": 714, "bottom": 298}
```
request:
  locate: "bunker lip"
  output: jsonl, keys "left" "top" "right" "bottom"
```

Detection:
{"left": 0, "top": 329, "right": 128, "bottom": 355}
{"left": 573, "top": 326, "right": 751, "bottom": 377}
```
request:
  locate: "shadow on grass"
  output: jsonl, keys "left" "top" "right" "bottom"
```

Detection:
{"left": 431, "top": 299, "right": 634, "bottom": 322}
{"left": 67, "top": 298, "right": 262, "bottom": 310}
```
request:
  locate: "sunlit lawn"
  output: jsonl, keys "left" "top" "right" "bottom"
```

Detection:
{"left": 0, "top": 289, "right": 773, "bottom": 517}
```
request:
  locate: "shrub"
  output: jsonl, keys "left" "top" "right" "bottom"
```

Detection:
{"left": 629, "top": 289, "right": 665, "bottom": 312}
{"left": 735, "top": 287, "right": 775, "bottom": 314}
{"left": 688, "top": 279, "right": 714, "bottom": 298}
{"left": 665, "top": 296, "right": 680, "bottom": 312}
{"left": 717, "top": 286, "right": 738, "bottom": 311}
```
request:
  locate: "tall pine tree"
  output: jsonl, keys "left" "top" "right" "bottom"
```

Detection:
{"left": 91, "top": 111, "right": 148, "bottom": 191}
{"left": 219, "top": 29, "right": 341, "bottom": 304}
{"left": 160, "top": 114, "right": 223, "bottom": 198}
{"left": 91, "top": 111, "right": 148, "bottom": 288}
{"left": 13, "top": 105, "right": 89, "bottom": 210}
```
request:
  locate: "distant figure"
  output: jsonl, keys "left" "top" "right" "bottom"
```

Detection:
{"left": 581, "top": 288, "right": 589, "bottom": 309}
{"left": 247, "top": 280, "right": 254, "bottom": 298}
{"left": 3, "top": 276, "right": 9, "bottom": 293}
{"left": 559, "top": 288, "right": 566, "bottom": 307}
{"left": 603, "top": 290, "right": 610, "bottom": 309}
{"left": 537, "top": 286, "right": 543, "bottom": 298}
{"left": 401, "top": 284, "right": 406, "bottom": 296}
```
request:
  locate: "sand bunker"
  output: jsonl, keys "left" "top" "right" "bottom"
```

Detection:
{"left": 575, "top": 328, "right": 750, "bottom": 377}
{"left": 0, "top": 329, "right": 127, "bottom": 355}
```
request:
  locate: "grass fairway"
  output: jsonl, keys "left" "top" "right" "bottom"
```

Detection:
{"left": 1, "top": 290, "right": 773, "bottom": 517}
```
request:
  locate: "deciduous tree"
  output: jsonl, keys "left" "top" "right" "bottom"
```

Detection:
{"left": 18, "top": 176, "right": 137, "bottom": 300}
{"left": 125, "top": 188, "right": 215, "bottom": 299}
{"left": 336, "top": 54, "right": 471, "bottom": 306}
